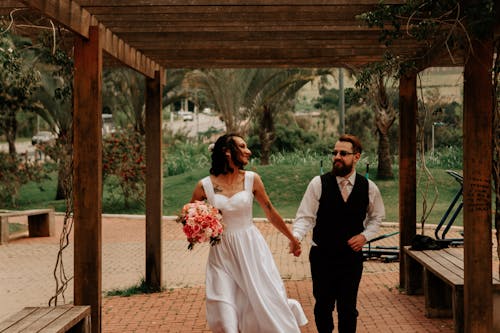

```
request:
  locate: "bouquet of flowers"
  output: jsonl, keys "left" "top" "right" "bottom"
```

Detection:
{"left": 177, "top": 200, "right": 224, "bottom": 250}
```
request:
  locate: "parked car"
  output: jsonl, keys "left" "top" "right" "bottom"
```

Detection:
{"left": 178, "top": 111, "right": 194, "bottom": 121}
{"left": 31, "top": 131, "right": 56, "bottom": 145}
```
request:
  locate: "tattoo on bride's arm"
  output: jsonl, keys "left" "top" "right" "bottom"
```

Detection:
{"left": 265, "top": 201, "right": 273, "bottom": 210}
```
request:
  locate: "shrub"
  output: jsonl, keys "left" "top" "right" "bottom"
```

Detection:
{"left": 103, "top": 129, "right": 146, "bottom": 208}
{"left": 0, "top": 152, "right": 45, "bottom": 206}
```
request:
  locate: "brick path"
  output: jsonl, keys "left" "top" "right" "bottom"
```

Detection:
{"left": 1, "top": 214, "right": 483, "bottom": 332}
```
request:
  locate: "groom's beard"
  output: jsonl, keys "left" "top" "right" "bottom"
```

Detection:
{"left": 332, "top": 160, "right": 353, "bottom": 177}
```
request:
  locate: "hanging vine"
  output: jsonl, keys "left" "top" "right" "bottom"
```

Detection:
{"left": 48, "top": 153, "right": 73, "bottom": 306}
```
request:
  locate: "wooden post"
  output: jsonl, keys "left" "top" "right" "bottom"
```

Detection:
{"left": 73, "top": 26, "right": 102, "bottom": 333}
{"left": 398, "top": 73, "right": 418, "bottom": 290}
{"left": 463, "top": 38, "right": 493, "bottom": 333}
{"left": 145, "top": 70, "right": 164, "bottom": 291}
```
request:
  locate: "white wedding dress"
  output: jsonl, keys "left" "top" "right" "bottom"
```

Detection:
{"left": 201, "top": 171, "right": 308, "bottom": 333}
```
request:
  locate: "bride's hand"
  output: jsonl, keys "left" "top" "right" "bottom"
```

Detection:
{"left": 289, "top": 238, "right": 302, "bottom": 257}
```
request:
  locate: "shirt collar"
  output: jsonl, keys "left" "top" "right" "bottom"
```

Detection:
{"left": 336, "top": 172, "right": 355, "bottom": 185}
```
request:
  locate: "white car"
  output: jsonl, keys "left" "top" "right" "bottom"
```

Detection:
{"left": 31, "top": 131, "right": 56, "bottom": 145}
{"left": 179, "top": 111, "right": 194, "bottom": 121}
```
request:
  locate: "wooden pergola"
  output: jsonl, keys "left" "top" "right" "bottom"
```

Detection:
{"left": 0, "top": 1, "right": 498, "bottom": 333}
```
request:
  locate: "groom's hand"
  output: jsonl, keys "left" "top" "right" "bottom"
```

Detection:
{"left": 347, "top": 234, "right": 366, "bottom": 252}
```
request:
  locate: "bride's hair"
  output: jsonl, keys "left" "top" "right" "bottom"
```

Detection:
{"left": 210, "top": 133, "right": 245, "bottom": 175}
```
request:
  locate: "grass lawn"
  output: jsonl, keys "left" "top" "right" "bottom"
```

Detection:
{"left": 7, "top": 159, "right": 466, "bottom": 226}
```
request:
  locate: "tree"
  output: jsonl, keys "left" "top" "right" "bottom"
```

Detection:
{"left": 185, "top": 69, "right": 259, "bottom": 133}
{"left": 32, "top": 34, "right": 74, "bottom": 200}
{"left": 353, "top": 61, "right": 398, "bottom": 179}
{"left": 185, "top": 68, "right": 320, "bottom": 164}
{"left": 103, "top": 68, "right": 146, "bottom": 134}
{"left": 0, "top": 33, "right": 42, "bottom": 156}
{"left": 246, "top": 69, "right": 320, "bottom": 164}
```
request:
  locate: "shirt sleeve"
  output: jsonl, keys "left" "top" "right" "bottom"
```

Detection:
{"left": 292, "top": 176, "right": 322, "bottom": 241}
{"left": 361, "top": 179, "right": 385, "bottom": 241}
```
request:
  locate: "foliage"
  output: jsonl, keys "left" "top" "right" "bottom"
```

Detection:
{"left": 0, "top": 32, "right": 43, "bottom": 155}
{"left": 103, "top": 128, "right": 146, "bottom": 208}
{"left": 32, "top": 33, "right": 74, "bottom": 200}
{"left": 247, "top": 122, "right": 329, "bottom": 157}
{"left": 357, "top": 0, "right": 496, "bottom": 71}
{"left": 105, "top": 278, "right": 163, "bottom": 297}
{"left": 163, "top": 141, "right": 211, "bottom": 177}
{"left": 103, "top": 68, "right": 146, "bottom": 134}
{"left": 0, "top": 152, "right": 46, "bottom": 206}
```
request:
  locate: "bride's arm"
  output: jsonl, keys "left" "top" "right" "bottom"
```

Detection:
{"left": 190, "top": 180, "right": 206, "bottom": 203}
{"left": 253, "top": 173, "right": 301, "bottom": 256}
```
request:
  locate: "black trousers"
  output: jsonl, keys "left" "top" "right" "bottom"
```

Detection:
{"left": 309, "top": 246, "right": 363, "bottom": 333}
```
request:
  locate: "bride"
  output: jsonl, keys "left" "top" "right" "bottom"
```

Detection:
{"left": 190, "top": 133, "right": 308, "bottom": 333}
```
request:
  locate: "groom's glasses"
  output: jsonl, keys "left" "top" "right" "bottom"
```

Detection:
{"left": 331, "top": 150, "right": 355, "bottom": 157}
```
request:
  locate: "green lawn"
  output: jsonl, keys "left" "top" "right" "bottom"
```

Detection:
{"left": 8, "top": 160, "right": 466, "bottom": 226}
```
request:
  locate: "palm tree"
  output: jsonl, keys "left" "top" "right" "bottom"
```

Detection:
{"left": 33, "top": 43, "right": 74, "bottom": 200}
{"left": 245, "top": 69, "right": 322, "bottom": 164}
{"left": 353, "top": 63, "right": 397, "bottom": 179}
{"left": 185, "top": 69, "right": 259, "bottom": 133}
{"left": 185, "top": 68, "right": 322, "bottom": 163}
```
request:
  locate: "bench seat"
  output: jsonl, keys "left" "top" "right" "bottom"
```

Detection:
{"left": 0, "top": 306, "right": 90, "bottom": 333}
{"left": 0, "top": 209, "right": 55, "bottom": 245}
{"left": 404, "top": 246, "right": 500, "bottom": 333}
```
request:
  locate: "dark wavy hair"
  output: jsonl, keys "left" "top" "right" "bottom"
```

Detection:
{"left": 210, "top": 133, "right": 245, "bottom": 175}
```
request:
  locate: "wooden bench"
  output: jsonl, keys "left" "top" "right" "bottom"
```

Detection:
{"left": 0, "top": 306, "right": 90, "bottom": 333}
{"left": 0, "top": 209, "right": 55, "bottom": 245}
{"left": 404, "top": 246, "right": 500, "bottom": 333}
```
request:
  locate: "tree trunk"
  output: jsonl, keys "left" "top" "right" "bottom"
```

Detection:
{"left": 372, "top": 76, "right": 395, "bottom": 179}
{"left": 259, "top": 106, "right": 275, "bottom": 165}
{"left": 377, "top": 130, "right": 393, "bottom": 179}
{"left": 55, "top": 165, "right": 67, "bottom": 200}
{"left": 55, "top": 138, "right": 72, "bottom": 201}
{"left": 6, "top": 110, "right": 17, "bottom": 157}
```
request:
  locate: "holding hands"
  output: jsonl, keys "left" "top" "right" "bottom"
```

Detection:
{"left": 289, "top": 238, "right": 302, "bottom": 257}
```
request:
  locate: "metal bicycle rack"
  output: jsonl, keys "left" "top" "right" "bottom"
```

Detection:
{"left": 434, "top": 170, "right": 464, "bottom": 246}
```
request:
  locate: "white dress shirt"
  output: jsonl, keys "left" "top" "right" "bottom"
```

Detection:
{"left": 292, "top": 172, "right": 385, "bottom": 244}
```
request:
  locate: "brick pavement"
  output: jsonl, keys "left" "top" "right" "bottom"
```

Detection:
{"left": 0, "top": 214, "right": 478, "bottom": 332}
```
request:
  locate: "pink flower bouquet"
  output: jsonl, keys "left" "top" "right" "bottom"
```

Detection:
{"left": 177, "top": 200, "right": 224, "bottom": 250}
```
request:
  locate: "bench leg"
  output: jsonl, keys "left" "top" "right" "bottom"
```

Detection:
{"left": 424, "top": 268, "right": 453, "bottom": 318}
{"left": 28, "top": 212, "right": 55, "bottom": 238}
{"left": 67, "top": 315, "right": 91, "bottom": 333}
{"left": 494, "top": 291, "right": 500, "bottom": 333}
{"left": 404, "top": 253, "right": 423, "bottom": 294}
{"left": 0, "top": 216, "right": 9, "bottom": 244}
{"left": 452, "top": 286, "right": 464, "bottom": 333}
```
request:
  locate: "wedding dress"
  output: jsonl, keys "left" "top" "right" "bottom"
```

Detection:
{"left": 201, "top": 171, "right": 308, "bottom": 333}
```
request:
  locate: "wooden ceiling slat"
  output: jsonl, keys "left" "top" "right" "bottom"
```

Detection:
{"left": 84, "top": 5, "right": 372, "bottom": 14}
{"left": 0, "top": 0, "right": 473, "bottom": 69}
{"left": 76, "top": 0, "right": 405, "bottom": 6}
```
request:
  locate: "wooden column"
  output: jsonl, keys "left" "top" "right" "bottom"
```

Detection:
{"left": 73, "top": 26, "right": 102, "bottom": 333}
{"left": 463, "top": 38, "right": 493, "bottom": 333}
{"left": 398, "top": 73, "right": 418, "bottom": 289}
{"left": 145, "top": 70, "right": 164, "bottom": 291}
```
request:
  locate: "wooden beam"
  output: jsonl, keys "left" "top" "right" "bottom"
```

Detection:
{"left": 463, "top": 37, "right": 494, "bottom": 333}
{"left": 145, "top": 70, "right": 164, "bottom": 292}
{"left": 398, "top": 73, "right": 417, "bottom": 290}
{"left": 73, "top": 25, "right": 102, "bottom": 333}
{"left": 19, "top": 0, "right": 164, "bottom": 81}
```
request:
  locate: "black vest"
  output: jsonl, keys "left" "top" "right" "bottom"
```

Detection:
{"left": 312, "top": 172, "right": 369, "bottom": 260}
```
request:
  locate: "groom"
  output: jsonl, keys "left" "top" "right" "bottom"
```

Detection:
{"left": 291, "top": 134, "right": 385, "bottom": 333}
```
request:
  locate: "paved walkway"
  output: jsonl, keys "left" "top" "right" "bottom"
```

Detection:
{"left": 1, "top": 214, "right": 486, "bottom": 332}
